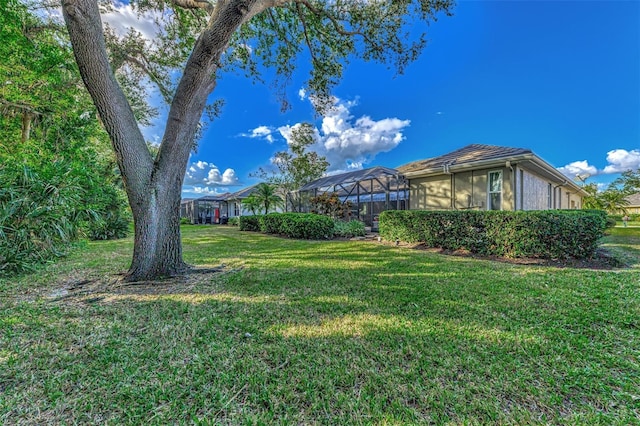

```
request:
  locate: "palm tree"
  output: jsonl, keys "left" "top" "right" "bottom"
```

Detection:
{"left": 252, "top": 183, "right": 283, "bottom": 214}
{"left": 599, "top": 189, "right": 629, "bottom": 214}
{"left": 241, "top": 194, "right": 261, "bottom": 215}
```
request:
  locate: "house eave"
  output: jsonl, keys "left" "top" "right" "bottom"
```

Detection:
{"left": 403, "top": 153, "right": 588, "bottom": 197}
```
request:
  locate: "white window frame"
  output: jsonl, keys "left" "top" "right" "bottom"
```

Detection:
{"left": 487, "top": 170, "right": 503, "bottom": 211}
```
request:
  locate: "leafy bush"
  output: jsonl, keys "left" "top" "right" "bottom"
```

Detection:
{"left": 333, "top": 220, "right": 366, "bottom": 238}
{"left": 84, "top": 185, "right": 131, "bottom": 240}
{"left": 0, "top": 165, "right": 83, "bottom": 275}
{"left": 605, "top": 216, "right": 618, "bottom": 229}
{"left": 239, "top": 215, "right": 262, "bottom": 231}
{"left": 259, "top": 213, "right": 334, "bottom": 239}
{"left": 310, "top": 192, "right": 353, "bottom": 220}
{"left": 228, "top": 217, "right": 239, "bottom": 226}
{"left": 379, "top": 209, "right": 607, "bottom": 259}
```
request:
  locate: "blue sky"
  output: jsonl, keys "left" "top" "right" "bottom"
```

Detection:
{"left": 104, "top": 1, "right": 640, "bottom": 198}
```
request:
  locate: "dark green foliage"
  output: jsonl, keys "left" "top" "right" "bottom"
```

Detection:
{"left": 605, "top": 216, "right": 618, "bottom": 229}
{"left": 379, "top": 210, "right": 607, "bottom": 259}
{"left": 239, "top": 215, "right": 262, "bottom": 232}
{"left": 84, "top": 184, "right": 131, "bottom": 241}
{"left": 0, "top": 2, "right": 131, "bottom": 274}
{"left": 259, "top": 213, "right": 335, "bottom": 239}
{"left": 333, "top": 220, "right": 366, "bottom": 238}
{"left": 0, "top": 165, "right": 83, "bottom": 275}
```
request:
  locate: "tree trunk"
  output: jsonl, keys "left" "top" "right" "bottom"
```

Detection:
{"left": 21, "top": 112, "right": 33, "bottom": 142}
{"left": 128, "top": 180, "right": 188, "bottom": 280}
{"left": 62, "top": 0, "right": 276, "bottom": 281}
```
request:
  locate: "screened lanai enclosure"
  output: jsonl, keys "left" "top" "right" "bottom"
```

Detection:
{"left": 295, "top": 166, "right": 408, "bottom": 229}
{"left": 181, "top": 195, "right": 231, "bottom": 224}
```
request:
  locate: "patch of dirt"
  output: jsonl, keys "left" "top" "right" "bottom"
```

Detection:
{"left": 407, "top": 244, "right": 626, "bottom": 270}
{"left": 43, "top": 264, "right": 242, "bottom": 303}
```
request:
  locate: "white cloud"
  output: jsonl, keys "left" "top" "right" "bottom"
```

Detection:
{"left": 298, "top": 88, "right": 307, "bottom": 100}
{"left": 184, "top": 161, "right": 240, "bottom": 187}
{"left": 278, "top": 97, "right": 410, "bottom": 171}
{"left": 101, "top": 3, "right": 160, "bottom": 41}
{"left": 243, "top": 125, "right": 275, "bottom": 143}
{"left": 558, "top": 148, "right": 640, "bottom": 180}
{"left": 182, "top": 186, "right": 231, "bottom": 197}
{"left": 557, "top": 160, "right": 598, "bottom": 178}
{"left": 602, "top": 149, "right": 640, "bottom": 174}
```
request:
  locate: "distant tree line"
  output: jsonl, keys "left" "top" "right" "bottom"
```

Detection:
{"left": 581, "top": 170, "right": 640, "bottom": 214}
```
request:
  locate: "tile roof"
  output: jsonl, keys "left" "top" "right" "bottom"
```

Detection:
{"left": 625, "top": 192, "right": 640, "bottom": 206}
{"left": 397, "top": 144, "right": 532, "bottom": 174}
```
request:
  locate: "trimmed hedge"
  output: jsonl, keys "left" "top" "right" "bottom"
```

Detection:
{"left": 259, "top": 213, "right": 334, "bottom": 239}
{"left": 379, "top": 210, "right": 607, "bottom": 259}
{"left": 239, "top": 215, "right": 262, "bottom": 232}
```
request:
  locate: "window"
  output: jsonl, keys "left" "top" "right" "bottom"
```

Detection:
{"left": 488, "top": 171, "right": 502, "bottom": 210}
{"left": 547, "top": 183, "right": 552, "bottom": 209}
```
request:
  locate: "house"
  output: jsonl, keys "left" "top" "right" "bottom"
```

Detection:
{"left": 624, "top": 193, "right": 640, "bottom": 214}
{"left": 182, "top": 144, "right": 588, "bottom": 224}
{"left": 397, "top": 144, "right": 587, "bottom": 211}
{"left": 181, "top": 193, "right": 231, "bottom": 224}
{"left": 181, "top": 184, "right": 267, "bottom": 223}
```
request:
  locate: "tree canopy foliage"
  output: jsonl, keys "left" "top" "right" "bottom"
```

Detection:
{"left": 0, "top": 0, "right": 131, "bottom": 275}
{"left": 252, "top": 123, "right": 328, "bottom": 211}
{"left": 581, "top": 170, "right": 640, "bottom": 214}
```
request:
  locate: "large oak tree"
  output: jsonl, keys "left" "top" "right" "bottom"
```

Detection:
{"left": 61, "top": 0, "right": 454, "bottom": 281}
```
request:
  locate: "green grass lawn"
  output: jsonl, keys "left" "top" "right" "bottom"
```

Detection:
{"left": 1, "top": 226, "right": 639, "bottom": 424}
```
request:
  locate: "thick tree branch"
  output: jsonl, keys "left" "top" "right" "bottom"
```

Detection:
{"left": 295, "top": 2, "right": 317, "bottom": 65}
{"left": 172, "top": 0, "right": 214, "bottom": 11}
{"left": 62, "top": 0, "right": 153, "bottom": 204}
{"left": 294, "top": 0, "right": 362, "bottom": 37}
{"left": 123, "top": 54, "right": 174, "bottom": 104}
{"left": 0, "top": 99, "right": 42, "bottom": 116}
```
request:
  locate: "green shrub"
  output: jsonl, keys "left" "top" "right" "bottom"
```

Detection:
{"left": 259, "top": 213, "right": 334, "bottom": 239}
{"left": 0, "top": 165, "right": 83, "bottom": 275}
{"left": 379, "top": 209, "right": 607, "bottom": 259}
{"left": 605, "top": 216, "right": 617, "bottom": 229}
{"left": 259, "top": 213, "right": 284, "bottom": 234}
{"left": 239, "top": 215, "right": 262, "bottom": 231}
{"left": 84, "top": 186, "right": 131, "bottom": 240}
{"left": 228, "top": 217, "right": 239, "bottom": 226}
{"left": 333, "top": 220, "right": 366, "bottom": 238}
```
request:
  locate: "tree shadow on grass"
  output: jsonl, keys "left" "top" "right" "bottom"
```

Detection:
{"left": 10, "top": 267, "right": 637, "bottom": 425}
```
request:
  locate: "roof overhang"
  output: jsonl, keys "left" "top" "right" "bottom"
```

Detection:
{"left": 403, "top": 153, "right": 588, "bottom": 196}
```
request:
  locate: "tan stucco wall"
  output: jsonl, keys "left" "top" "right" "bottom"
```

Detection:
{"left": 408, "top": 175, "right": 452, "bottom": 210}
{"left": 565, "top": 191, "right": 582, "bottom": 209}
{"left": 453, "top": 171, "right": 489, "bottom": 209}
